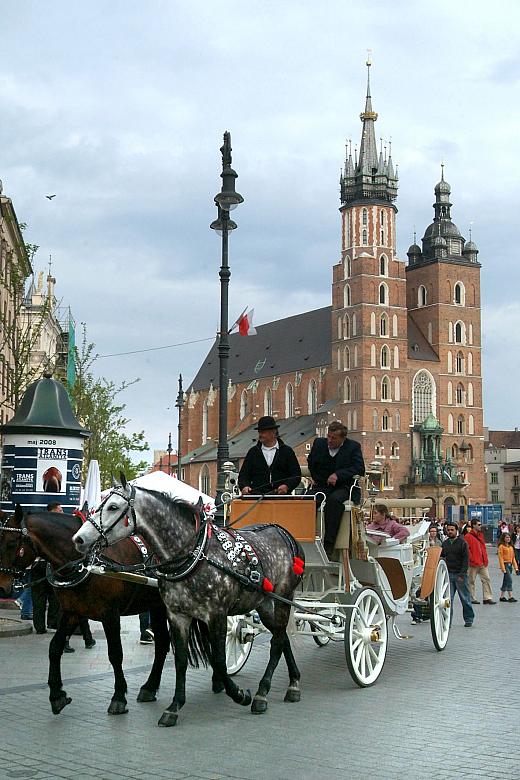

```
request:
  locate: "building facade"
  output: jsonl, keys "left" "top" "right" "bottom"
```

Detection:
{"left": 181, "top": 66, "right": 487, "bottom": 517}
{"left": 0, "top": 183, "right": 32, "bottom": 428}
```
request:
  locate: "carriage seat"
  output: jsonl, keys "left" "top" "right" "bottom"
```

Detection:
{"left": 405, "top": 519, "right": 430, "bottom": 544}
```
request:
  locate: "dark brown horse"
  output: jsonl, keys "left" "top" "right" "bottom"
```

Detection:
{"left": 0, "top": 505, "right": 174, "bottom": 716}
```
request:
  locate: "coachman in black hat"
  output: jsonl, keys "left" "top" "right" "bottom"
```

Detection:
{"left": 238, "top": 416, "right": 302, "bottom": 495}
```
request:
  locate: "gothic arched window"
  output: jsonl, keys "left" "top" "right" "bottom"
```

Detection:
{"left": 264, "top": 387, "right": 273, "bottom": 416}
{"left": 285, "top": 383, "right": 294, "bottom": 418}
{"left": 240, "top": 389, "right": 249, "bottom": 420}
{"left": 202, "top": 398, "right": 209, "bottom": 444}
{"left": 380, "top": 313, "right": 388, "bottom": 336}
{"left": 418, "top": 285, "right": 427, "bottom": 307}
{"left": 307, "top": 380, "right": 317, "bottom": 414}
{"left": 412, "top": 370, "right": 435, "bottom": 424}
{"left": 199, "top": 465, "right": 211, "bottom": 495}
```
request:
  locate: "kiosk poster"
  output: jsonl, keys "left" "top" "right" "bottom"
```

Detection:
{"left": 36, "top": 445, "right": 68, "bottom": 494}
{"left": 0, "top": 433, "right": 84, "bottom": 511}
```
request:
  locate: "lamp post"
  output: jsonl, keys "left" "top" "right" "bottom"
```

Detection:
{"left": 175, "top": 373, "right": 184, "bottom": 480}
{"left": 210, "top": 131, "right": 243, "bottom": 524}
{"left": 167, "top": 432, "right": 173, "bottom": 476}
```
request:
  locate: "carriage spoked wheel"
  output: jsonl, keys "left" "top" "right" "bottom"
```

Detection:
{"left": 344, "top": 588, "right": 388, "bottom": 687}
{"left": 430, "top": 558, "right": 450, "bottom": 651}
{"left": 226, "top": 615, "right": 254, "bottom": 675}
{"left": 310, "top": 611, "right": 345, "bottom": 647}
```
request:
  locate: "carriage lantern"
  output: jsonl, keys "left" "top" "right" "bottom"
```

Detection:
{"left": 210, "top": 131, "right": 243, "bottom": 525}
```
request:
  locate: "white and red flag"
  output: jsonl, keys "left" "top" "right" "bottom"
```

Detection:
{"left": 229, "top": 307, "right": 257, "bottom": 336}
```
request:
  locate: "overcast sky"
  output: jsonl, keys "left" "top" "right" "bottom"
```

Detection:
{"left": 1, "top": 1, "right": 519, "bottom": 459}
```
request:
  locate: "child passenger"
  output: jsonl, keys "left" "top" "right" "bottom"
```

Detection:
{"left": 498, "top": 533, "right": 518, "bottom": 602}
{"left": 367, "top": 504, "right": 410, "bottom": 544}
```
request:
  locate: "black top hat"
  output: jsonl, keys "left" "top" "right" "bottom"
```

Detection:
{"left": 255, "top": 415, "right": 279, "bottom": 431}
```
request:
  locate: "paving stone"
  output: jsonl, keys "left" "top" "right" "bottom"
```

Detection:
{"left": 0, "top": 565, "right": 518, "bottom": 779}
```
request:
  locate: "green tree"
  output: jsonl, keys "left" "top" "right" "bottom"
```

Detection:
{"left": 70, "top": 326, "right": 149, "bottom": 487}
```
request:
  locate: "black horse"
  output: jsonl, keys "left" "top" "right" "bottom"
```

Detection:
{"left": 0, "top": 506, "right": 179, "bottom": 715}
{"left": 74, "top": 476, "right": 305, "bottom": 727}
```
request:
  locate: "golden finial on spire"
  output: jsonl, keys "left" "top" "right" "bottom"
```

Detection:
{"left": 440, "top": 161, "right": 445, "bottom": 180}
{"left": 366, "top": 48, "right": 372, "bottom": 67}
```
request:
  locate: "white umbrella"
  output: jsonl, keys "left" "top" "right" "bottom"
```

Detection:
{"left": 81, "top": 459, "right": 102, "bottom": 514}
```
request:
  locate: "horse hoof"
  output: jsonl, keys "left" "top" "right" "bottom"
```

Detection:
{"left": 239, "top": 688, "right": 252, "bottom": 706}
{"left": 158, "top": 711, "right": 178, "bottom": 727}
{"left": 107, "top": 700, "right": 128, "bottom": 715}
{"left": 212, "top": 680, "right": 225, "bottom": 694}
{"left": 137, "top": 687, "right": 157, "bottom": 703}
{"left": 251, "top": 696, "right": 268, "bottom": 714}
{"left": 284, "top": 688, "right": 301, "bottom": 703}
{"left": 51, "top": 695, "right": 72, "bottom": 714}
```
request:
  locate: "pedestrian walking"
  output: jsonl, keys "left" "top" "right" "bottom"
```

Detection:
{"left": 465, "top": 518, "right": 496, "bottom": 605}
{"left": 512, "top": 524, "right": 520, "bottom": 575}
{"left": 441, "top": 520, "right": 475, "bottom": 627}
{"left": 498, "top": 532, "right": 518, "bottom": 603}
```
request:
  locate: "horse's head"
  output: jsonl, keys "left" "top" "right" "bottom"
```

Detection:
{"left": 73, "top": 473, "right": 135, "bottom": 554}
{"left": 0, "top": 505, "right": 36, "bottom": 593}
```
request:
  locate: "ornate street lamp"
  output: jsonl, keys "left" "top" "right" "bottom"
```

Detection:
{"left": 210, "top": 131, "right": 243, "bottom": 524}
{"left": 175, "top": 373, "right": 184, "bottom": 480}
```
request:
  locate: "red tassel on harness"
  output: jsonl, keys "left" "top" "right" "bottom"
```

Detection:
{"left": 293, "top": 556, "right": 305, "bottom": 575}
{"left": 73, "top": 510, "right": 87, "bottom": 524}
{"left": 262, "top": 578, "right": 274, "bottom": 592}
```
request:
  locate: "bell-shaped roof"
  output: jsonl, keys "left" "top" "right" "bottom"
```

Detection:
{"left": 0, "top": 373, "right": 90, "bottom": 438}
{"left": 419, "top": 412, "right": 443, "bottom": 431}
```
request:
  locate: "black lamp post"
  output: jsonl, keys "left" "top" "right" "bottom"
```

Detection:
{"left": 175, "top": 373, "right": 184, "bottom": 480}
{"left": 210, "top": 131, "right": 243, "bottom": 524}
{"left": 166, "top": 432, "right": 173, "bottom": 476}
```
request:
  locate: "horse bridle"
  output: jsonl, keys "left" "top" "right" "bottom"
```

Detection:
{"left": 87, "top": 484, "right": 138, "bottom": 547}
{"left": 0, "top": 514, "right": 36, "bottom": 576}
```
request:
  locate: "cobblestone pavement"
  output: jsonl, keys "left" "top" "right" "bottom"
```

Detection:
{"left": 0, "top": 560, "right": 518, "bottom": 780}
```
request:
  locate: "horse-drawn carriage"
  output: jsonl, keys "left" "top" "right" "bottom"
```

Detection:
{"left": 223, "top": 462, "right": 451, "bottom": 687}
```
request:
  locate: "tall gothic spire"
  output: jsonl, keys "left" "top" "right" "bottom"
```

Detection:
{"left": 340, "top": 58, "right": 398, "bottom": 207}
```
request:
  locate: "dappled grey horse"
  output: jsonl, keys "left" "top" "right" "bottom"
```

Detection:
{"left": 73, "top": 476, "right": 305, "bottom": 727}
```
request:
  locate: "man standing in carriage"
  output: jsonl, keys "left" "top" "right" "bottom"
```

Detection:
{"left": 238, "top": 416, "right": 302, "bottom": 495}
{"left": 307, "top": 421, "right": 365, "bottom": 556}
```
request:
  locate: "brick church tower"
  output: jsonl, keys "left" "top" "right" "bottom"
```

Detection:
{"left": 332, "top": 60, "right": 410, "bottom": 491}
{"left": 405, "top": 168, "right": 486, "bottom": 505}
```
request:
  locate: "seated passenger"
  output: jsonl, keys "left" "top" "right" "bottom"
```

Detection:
{"left": 367, "top": 504, "right": 410, "bottom": 545}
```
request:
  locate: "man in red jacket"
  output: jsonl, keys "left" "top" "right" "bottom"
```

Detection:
{"left": 466, "top": 518, "right": 496, "bottom": 605}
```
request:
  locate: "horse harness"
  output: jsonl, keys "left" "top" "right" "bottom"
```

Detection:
{"left": 0, "top": 514, "right": 35, "bottom": 576}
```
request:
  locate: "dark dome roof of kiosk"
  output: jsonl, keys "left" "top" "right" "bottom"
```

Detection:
{"left": 0, "top": 373, "right": 90, "bottom": 437}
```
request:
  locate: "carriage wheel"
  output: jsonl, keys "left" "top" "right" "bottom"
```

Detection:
{"left": 430, "top": 559, "right": 450, "bottom": 651}
{"left": 310, "top": 620, "right": 331, "bottom": 646}
{"left": 310, "top": 611, "right": 344, "bottom": 647}
{"left": 344, "top": 588, "right": 388, "bottom": 688}
{"left": 226, "top": 615, "right": 254, "bottom": 675}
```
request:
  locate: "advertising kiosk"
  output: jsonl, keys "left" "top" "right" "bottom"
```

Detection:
{"left": 0, "top": 372, "right": 90, "bottom": 512}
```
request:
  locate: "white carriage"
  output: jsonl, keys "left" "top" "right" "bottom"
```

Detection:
{"left": 223, "top": 464, "right": 451, "bottom": 686}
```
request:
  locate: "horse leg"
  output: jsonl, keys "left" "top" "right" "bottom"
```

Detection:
{"left": 251, "top": 605, "right": 293, "bottom": 714}
{"left": 158, "top": 614, "right": 191, "bottom": 727}
{"left": 48, "top": 613, "right": 76, "bottom": 714}
{"left": 282, "top": 634, "right": 301, "bottom": 703}
{"left": 102, "top": 615, "right": 128, "bottom": 715}
{"left": 208, "top": 615, "right": 251, "bottom": 707}
{"left": 137, "top": 603, "right": 170, "bottom": 703}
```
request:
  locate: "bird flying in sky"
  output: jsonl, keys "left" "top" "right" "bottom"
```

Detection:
{"left": 45, "top": 194, "right": 56, "bottom": 200}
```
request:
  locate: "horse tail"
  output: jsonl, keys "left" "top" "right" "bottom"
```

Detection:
{"left": 187, "top": 618, "right": 212, "bottom": 669}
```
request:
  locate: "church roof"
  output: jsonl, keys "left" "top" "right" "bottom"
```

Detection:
{"left": 184, "top": 413, "right": 318, "bottom": 463}
{"left": 407, "top": 316, "right": 439, "bottom": 362}
{"left": 486, "top": 430, "right": 520, "bottom": 449}
{"left": 189, "top": 307, "right": 331, "bottom": 391}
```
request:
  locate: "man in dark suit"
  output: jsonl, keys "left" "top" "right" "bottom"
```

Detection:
{"left": 308, "top": 421, "right": 365, "bottom": 555}
{"left": 238, "top": 416, "right": 301, "bottom": 495}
